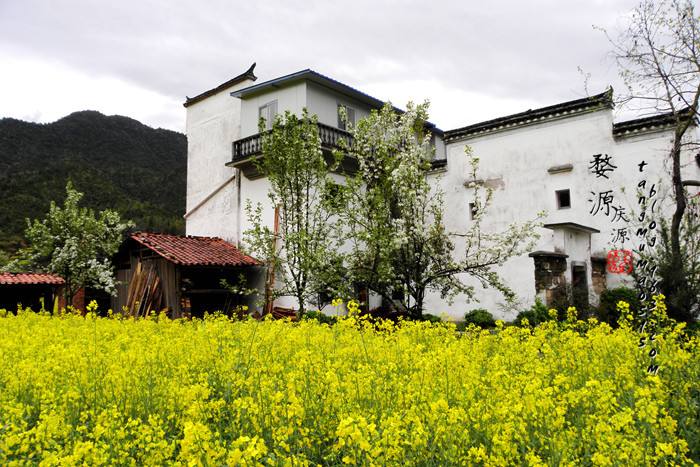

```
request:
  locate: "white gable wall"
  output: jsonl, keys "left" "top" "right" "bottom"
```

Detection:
{"left": 185, "top": 78, "right": 255, "bottom": 242}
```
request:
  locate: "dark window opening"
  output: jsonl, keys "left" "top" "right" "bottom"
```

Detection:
{"left": 571, "top": 263, "right": 589, "bottom": 310}
{"left": 556, "top": 189, "right": 571, "bottom": 209}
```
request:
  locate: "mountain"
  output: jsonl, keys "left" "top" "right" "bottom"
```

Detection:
{"left": 0, "top": 111, "right": 187, "bottom": 254}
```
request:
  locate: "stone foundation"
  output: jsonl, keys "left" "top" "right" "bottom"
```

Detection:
{"left": 591, "top": 257, "right": 607, "bottom": 296}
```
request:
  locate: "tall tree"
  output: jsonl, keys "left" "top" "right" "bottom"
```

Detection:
{"left": 636, "top": 196, "right": 700, "bottom": 320}
{"left": 605, "top": 0, "right": 700, "bottom": 318}
{"left": 243, "top": 110, "right": 341, "bottom": 317}
{"left": 338, "top": 102, "right": 541, "bottom": 318}
{"left": 3, "top": 182, "right": 132, "bottom": 305}
{"left": 0, "top": 250, "right": 9, "bottom": 269}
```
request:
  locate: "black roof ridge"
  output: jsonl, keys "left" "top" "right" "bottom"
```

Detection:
{"left": 184, "top": 63, "right": 257, "bottom": 108}
{"left": 613, "top": 106, "right": 695, "bottom": 137}
{"left": 445, "top": 88, "right": 614, "bottom": 142}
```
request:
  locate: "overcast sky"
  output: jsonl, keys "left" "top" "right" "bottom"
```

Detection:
{"left": 0, "top": 0, "right": 641, "bottom": 133}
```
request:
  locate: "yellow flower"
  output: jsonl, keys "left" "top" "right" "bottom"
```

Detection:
{"left": 0, "top": 300, "right": 696, "bottom": 465}
{"left": 655, "top": 442, "right": 674, "bottom": 457}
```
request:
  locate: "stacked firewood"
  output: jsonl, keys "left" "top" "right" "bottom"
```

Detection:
{"left": 125, "top": 261, "right": 163, "bottom": 317}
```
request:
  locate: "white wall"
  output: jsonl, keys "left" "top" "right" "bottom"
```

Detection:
{"left": 185, "top": 78, "right": 255, "bottom": 242}
{"left": 306, "top": 81, "right": 373, "bottom": 128}
{"left": 426, "top": 109, "right": 700, "bottom": 320}
{"left": 239, "top": 82, "right": 307, "bottom": 137}
{"left": 433, "top": 134, "right": 446, "bottom": 160}
{"left": 427, "top": 111, "right": 610, "bottom": 319}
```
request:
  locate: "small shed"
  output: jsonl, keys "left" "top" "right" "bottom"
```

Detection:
{"left": 0, "top": 273, "right": 65, "bottom": 311}
{"left": 114, "top": 232, "right": 261, "bottom": 318}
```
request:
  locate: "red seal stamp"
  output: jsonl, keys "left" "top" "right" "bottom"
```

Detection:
{"left": 607, "top": 249, "right": 633, "bottom": 274}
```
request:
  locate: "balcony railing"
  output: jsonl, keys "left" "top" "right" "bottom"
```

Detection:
{"left": 232, "top": 122, "right": 352, "bottom": 162}
{"left": 229, "top": 121, "right": 446, "bottom": 179}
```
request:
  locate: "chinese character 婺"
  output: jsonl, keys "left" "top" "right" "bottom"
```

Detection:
{"left": 589, "top": 153, "right": 618, "bottom": 179}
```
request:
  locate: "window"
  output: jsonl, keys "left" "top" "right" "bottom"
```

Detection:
{"left": 469, "top": 202, "right": 477, "bottom": 219}
{"left": 556, "top": 189, "right": 571, "bottom": 209}
{"left": 337, "top": 104, "right": 355, "bottom": 130}
{"left": 259, "top": 100, "right": 278, "bottom": 130}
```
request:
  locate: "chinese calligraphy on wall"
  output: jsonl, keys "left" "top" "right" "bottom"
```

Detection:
{"left": 588, "top": 153, "right": 660, "bottom": 375}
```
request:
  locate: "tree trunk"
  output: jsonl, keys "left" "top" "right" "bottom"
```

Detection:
{"left": 297, "top": 291, "right": 306, "bottom": 319}
{"left": 670, "top": 135, "right": 686, "bottom": 272}
{"left": 667, "top": 131, "right": 690, "bottom": 320}
{"left": 64, "top": 284, "right": 74, "bottom": 310}
{"left": 411, "top": 288, "right": 425, "bottom": 320}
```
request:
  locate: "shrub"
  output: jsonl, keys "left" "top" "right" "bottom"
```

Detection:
{"left": 514, "top": 298, "right": 554, "bottom": 326}
{"left": 464, "top": 308, "right": 496, "bottom": 328}
{"left": 597, "top": 287, "right": 641, "bottom": 326}
{"left": 303, "top": 310, "right": 338, "bottom": 325}
{"left": 421, "top": 313, "right": 443, "bottom": 323}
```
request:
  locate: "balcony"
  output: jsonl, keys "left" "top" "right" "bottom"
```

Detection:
{"left": 228, "top": 123, "right": 355, "bottom": 179}
{"left": 228, "top": 122, "right": 447, "bottom": 179}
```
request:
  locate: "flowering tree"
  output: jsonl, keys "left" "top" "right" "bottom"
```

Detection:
{"left": 338, "top": 102, "right": 541, "bottom": 318}
{"left": 243, "top": 110, "right": 342, "bottom": 317}
{"left": 4, "top": 181, "right": 132, "bottom": 305}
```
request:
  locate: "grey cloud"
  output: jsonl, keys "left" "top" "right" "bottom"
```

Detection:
{"left": 0, "top": 0, "right": 641, "bottom": 129}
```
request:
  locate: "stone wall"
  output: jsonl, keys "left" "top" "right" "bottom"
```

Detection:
{"left": 591, "top": 257, "right": 607, "bottom": 297}
{"left": 530, "top": 252, "right": 568, "bottom": 307}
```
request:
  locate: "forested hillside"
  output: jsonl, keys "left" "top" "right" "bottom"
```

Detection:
{"left": 0, "top": 111, "right": 187, "bottom": 255}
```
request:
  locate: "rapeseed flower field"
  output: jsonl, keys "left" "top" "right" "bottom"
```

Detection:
{"left": 0, "top": 300, "right": 698, "bottom": 465}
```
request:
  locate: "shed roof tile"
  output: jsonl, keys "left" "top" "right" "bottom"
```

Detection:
{"left": 130, "top": 232, "right": 260, "bottom": 267}
{"left": 0, "top": 273, "right": 65, "bottom": 285}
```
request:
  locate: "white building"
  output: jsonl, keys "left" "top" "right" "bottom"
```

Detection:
{"left": 184, "top": 64, "right": 700, "bottom": 320}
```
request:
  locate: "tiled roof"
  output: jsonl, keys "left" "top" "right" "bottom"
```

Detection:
{"left": 613, "top": 107, "right": 695, "bottom": 138}
{"left": 130, "top": 232, "right": 260, "bottom": 267}
{"left": 0, "top": 273, "right": 65, "bottom": 285}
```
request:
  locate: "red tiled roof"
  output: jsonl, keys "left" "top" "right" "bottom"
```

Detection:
{"left": 0, "top": 273, "right": 65, "bottom": 285}
{"left": 130, "top": 232, "right": 260, "bottom": 267}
